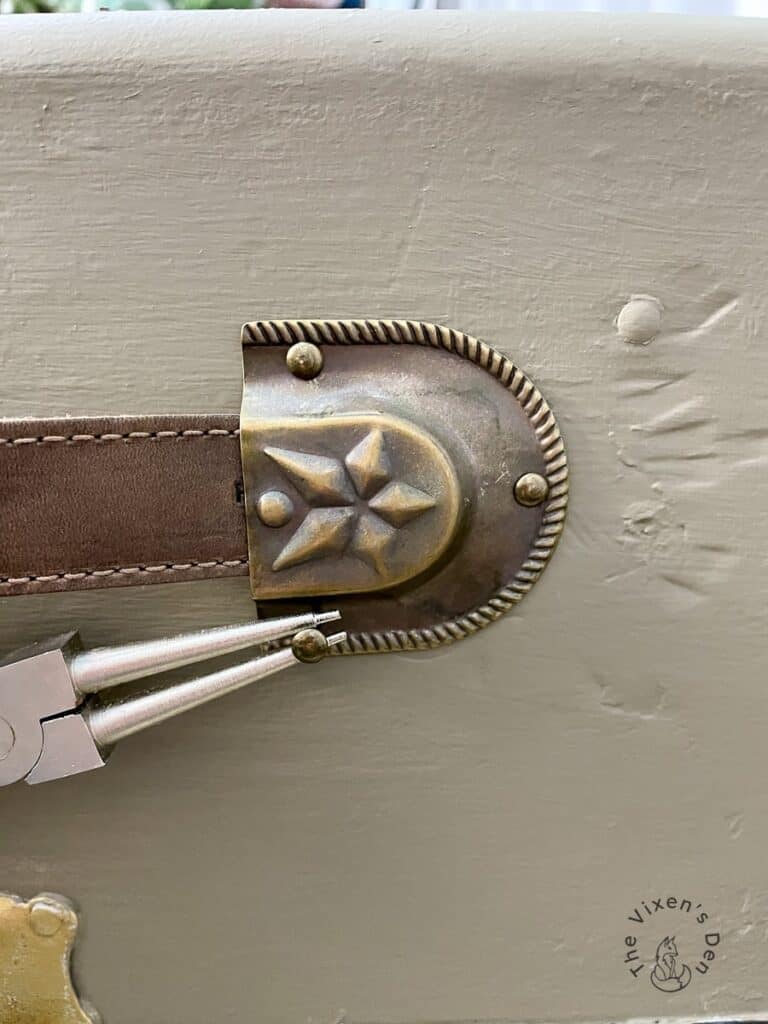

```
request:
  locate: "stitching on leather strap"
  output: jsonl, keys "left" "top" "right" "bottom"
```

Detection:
{"left": 0, "top": 559, "right": 249, "bottom": 586}
{"left": 0, "top": 428, "right": 240, "bottom": 446}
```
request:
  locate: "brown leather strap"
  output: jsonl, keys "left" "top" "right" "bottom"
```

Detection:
{"left": 0, "top": 415, "right": 249, "bottom": 597}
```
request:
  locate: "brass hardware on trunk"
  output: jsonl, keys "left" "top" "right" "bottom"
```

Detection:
{"left": 0, "top": 892, "right": 97, "bottom": 1023}
{"left": 244, "top": 413, "right": 461, "bottom": 598}
{"left": 241, "top": 319, "right": 569, "bottom": 655}
{"left": 0, "top": 321, "right": 566, "bottom": 649}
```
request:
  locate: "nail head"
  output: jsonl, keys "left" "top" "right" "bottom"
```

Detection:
{"left": 616, "top": 295, "right": 663, "bottom": 345}
{"left": 514, "top": 472, "right": 549, "bottom": 507}
{"left": 286, "top": 341, "right": 324, "bottom": 380}
{"left": 291, "top": 628, "right": 329, "bottom": 664}
{"left": 28, "top": 899, "right": 66, "bottom": 938}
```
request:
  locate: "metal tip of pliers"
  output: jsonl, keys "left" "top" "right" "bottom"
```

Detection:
{"left": 312, "top": 610, "right": 342, "bottom": 625}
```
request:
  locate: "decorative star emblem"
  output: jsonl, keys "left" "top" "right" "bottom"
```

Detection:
{"left": 259, "top": 429, "right": 437, "bottom": 574}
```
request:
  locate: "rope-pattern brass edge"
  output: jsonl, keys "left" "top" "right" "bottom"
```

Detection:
{"left": 242, "top": 319, "right": 569, "bottom": 655}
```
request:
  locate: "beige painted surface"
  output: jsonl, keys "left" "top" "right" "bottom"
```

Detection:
{"left": 1, "top": 11, "right": 767, "bottom": 1024}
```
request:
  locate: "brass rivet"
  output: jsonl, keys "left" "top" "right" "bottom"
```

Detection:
{"left": 291, "top": 628, "right": 329, "bottom": 664}
{"left": 256, "top": 490, "right": 294, "bottom": 528}
{"left": 28, "top": 899, "right": 66, "bottom": 938}
{"left": 514, "top": 472, "right": 549, "bottom": 507}
{"left": 286, "top": 341, "right": 323, "bottom": 380}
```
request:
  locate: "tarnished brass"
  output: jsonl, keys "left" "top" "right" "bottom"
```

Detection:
{"left": 242, "top": 414, "right": 461, "bottom": 599}
{"left": 0, "top": 892, "right": 97, "bottom": 1023}
{"left": 285, "top": 340, "right": 324, "bottom": 380}
{"left": 291, "top": 627, "right": 333, "bottom": 664}
{"left": 241, "top": 320, "right": 568, "bottom": 654}
{"left": 514, "top": 472, "right": 550, "bottom": 507}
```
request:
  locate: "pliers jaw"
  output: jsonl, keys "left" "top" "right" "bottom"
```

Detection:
{"left": 25, "top": 712, "right": 107, "bottom": 787}
{"left": 0, "top": 632, "right": 87, "bottom": 788}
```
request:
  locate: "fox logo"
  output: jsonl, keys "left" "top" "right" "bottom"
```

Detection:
{"left": 650, "top": 936, "right": 692, "bottom": 992}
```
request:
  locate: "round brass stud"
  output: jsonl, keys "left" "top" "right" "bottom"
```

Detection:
{"left": 286, "top": 341, "right": 324, "bottom": 381}
{"left": 28, "top": 899, "right": 66, "bottom": 938}
{"left": 514, "top": 472, "right": 549, "bottom": 507}
{"left": 291, "top": 628, "right": 329, "bottom": 664}
{"left": 256, "top": 490, "right": 294, "bottom": 528}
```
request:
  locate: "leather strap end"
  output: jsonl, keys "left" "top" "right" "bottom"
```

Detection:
{"left": 0, "top": 415, "right": 249, "bottom": 597}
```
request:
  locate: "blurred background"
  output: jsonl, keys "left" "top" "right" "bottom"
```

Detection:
{"left": 1, "top": 0, "right": 765, "bottom": 32}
